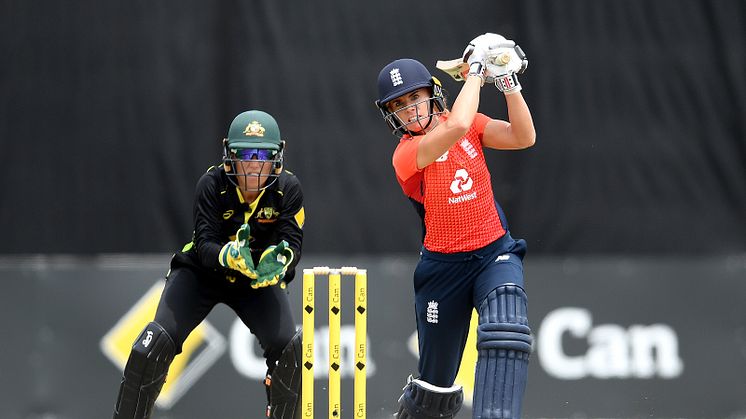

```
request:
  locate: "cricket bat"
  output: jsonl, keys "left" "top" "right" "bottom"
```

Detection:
{"left": 435, "top": 52, "right": 512, "bottom": 82}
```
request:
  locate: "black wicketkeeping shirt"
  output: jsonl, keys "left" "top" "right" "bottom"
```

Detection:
{"left": 172, "top": 164, "right": 305, "bottom": 283}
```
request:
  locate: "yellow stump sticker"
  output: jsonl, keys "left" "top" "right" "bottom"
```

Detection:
{"left": 302, "top": 270, "right": 315, "bottom": 418}
{"left": 328, "top": 271, "right": 341, "bottom": 418}
{"left": 354, "top": 270, "right": 367, "bottom": 419}
{"left": 301, "top": 267, "right": 368, "bottom": 418}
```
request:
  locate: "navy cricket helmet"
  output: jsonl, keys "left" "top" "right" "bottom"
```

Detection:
{"left": 375, "top": 58, "right": 446, "bottom": 138}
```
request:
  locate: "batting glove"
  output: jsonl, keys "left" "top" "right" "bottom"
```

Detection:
{"left": 493, "top": 73, "right": 522, "bottom": 94}
{"left": 252, "top": 240, "right": 294, "bottom": 289}
{"left": 485, "top": 42, "right": 528, "bottom": 95}
{"left": 218, "top": 224, "right": 258, "bottom": 279}
{"left": 484, "top": 43, "right": 528, "bottom": 75}
{"left": 462, "top": 37, "right": 491, "bottom": 86}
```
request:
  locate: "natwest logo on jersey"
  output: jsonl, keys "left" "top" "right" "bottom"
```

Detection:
{"left": 449, "top": 169, "right": 473, "bottom": 193}
{"left": 448, "top": 169, "right": 477, "bottom": 204}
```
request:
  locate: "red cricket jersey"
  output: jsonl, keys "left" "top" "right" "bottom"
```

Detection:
{"left": 392, "top": 113, "right": 506, "bottom": 253}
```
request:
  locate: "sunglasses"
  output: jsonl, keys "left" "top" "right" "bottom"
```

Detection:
{"left": 233, "top": 148, "right": 277, "bottom": 160}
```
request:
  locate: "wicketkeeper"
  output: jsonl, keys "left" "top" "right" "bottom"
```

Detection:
{"left": 112, "top": 110, "right": 305, "bottom": 419}
{"left": 375, "top": 33, "right": 536, "bottom": 418}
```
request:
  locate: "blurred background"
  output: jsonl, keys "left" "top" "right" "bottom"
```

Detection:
{"left": 1, "top": 0, "right": 745, "bottom": 418}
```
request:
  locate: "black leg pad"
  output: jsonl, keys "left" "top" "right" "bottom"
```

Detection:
{"left": 267, "top": 329, "right": 302, "bottom": 419}
{"left": 113, "top": 322, "right": 175, "bottom": 419}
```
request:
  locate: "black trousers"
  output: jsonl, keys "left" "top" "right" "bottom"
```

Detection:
{"left": 154, "top": 264, "right": 297, "bottom": 372}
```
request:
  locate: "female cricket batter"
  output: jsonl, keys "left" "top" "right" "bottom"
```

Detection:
{"left": 112, "top": 110, "right": 305, "bottom": 419}
{"left": 375, "top": 34, "right": 536, "bottom": 419}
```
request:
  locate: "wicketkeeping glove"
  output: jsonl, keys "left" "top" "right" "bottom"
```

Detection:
{"left": 218, "top": 224, "right": 258, "bottom": 279}
{"left": 252, "top": 240, "right": 294, "bottom": 289}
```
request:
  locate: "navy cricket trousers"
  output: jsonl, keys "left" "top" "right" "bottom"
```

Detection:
{"left": 412, "top": 232, "right": 527, "bottom": 387}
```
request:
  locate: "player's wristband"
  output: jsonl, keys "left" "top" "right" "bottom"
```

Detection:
{"left": 468, "top": 62, "right": 485, "bottom": 87}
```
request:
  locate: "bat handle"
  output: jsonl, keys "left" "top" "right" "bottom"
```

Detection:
{"left": 490, "top": 52, "right": 511, "bottom": 65}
